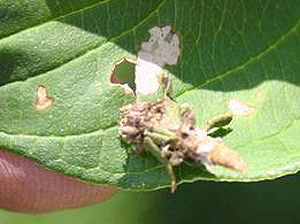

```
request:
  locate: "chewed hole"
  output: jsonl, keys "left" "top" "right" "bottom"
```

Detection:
{"left": 110, "top": 58, "right": 136, "bottom": 94}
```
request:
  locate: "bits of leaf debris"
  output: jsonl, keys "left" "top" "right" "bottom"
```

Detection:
{"left": 120, "top": 100, "right": 247, "bottom": 171}
{"left": 119, "top": 101, "right": 165, "bottom": 142}
{"left": 119, "top": 98, "right": 247, "bottom": 192}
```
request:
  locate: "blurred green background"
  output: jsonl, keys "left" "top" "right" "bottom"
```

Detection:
{"left": 1, "top": 173, "right": 300, "bottom": 224}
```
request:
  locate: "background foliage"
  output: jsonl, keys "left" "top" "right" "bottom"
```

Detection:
{"left": 1, "top": 174, "right": 300, "bottom": 223}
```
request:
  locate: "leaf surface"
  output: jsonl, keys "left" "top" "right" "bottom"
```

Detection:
{"left": 1, "top": 0, "right": 300, "bottom": 191}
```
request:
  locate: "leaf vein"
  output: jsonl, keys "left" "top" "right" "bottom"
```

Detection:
{"left": 176, "top": 13, "right": 300, "bottom": 98}
{"left": 0, "top": 0, "right": 112, "bottom": 40}
{"left": 236, "top": 116, "right": 300, "bottom": 150}
{"left": 1, "top": 0, "right": 167, "bottom": 88}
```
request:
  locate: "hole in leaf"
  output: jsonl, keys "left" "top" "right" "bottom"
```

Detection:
{"left": 110, "top": 58, "right": 136, "bottom": 94}
{"left": 208, "top": 127, "right": 233, "bottom": 138}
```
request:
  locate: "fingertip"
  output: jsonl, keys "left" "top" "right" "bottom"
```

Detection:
{"left": 0, "top": 150, "right": 117, "bottom": 213}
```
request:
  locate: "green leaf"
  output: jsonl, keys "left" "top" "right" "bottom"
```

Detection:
{"left": 1, "top": 0, "right": 300, "bottom": 191}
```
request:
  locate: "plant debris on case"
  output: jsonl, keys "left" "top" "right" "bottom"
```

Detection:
{"left": 119, "top": 75, "right": 247, "bottom": 193}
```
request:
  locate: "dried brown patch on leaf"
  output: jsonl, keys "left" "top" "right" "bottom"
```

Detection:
{"left": 229, "top": 99, "right": 256, "bottom": 117}
{"left": 252, "top": 90, "right": 264, "bottom": 100}
{"left": 36, "top": 85, "right": 54, "bottom": 110}
{"left": 135, "top": 25, "right": 181, "bottom": 94}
